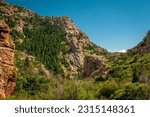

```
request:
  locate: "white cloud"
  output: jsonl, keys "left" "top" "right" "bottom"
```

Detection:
{"left": 118, "top": 49, "right": 127, "bottom": 53}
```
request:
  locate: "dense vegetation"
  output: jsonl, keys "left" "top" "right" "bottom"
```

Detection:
{"left": 9, "top": 39, "right": 150, "bottom": 100}
{"left": 7, "top": 51, "right": 150, "bottom": 100}
{"left": 17, "top": 16, "right": 66, "bottom": 74}
{"left": 0, "top": 3, "right": 67, "bottom": 74}
{"left": 8, "top": 76, "right": 150, "bottom": 100}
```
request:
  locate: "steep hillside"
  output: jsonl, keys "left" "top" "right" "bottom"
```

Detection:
{"left": 106, "top": 30, "right": 150, "bottom": 85}
{"left": 0, "top": 2, "right": 109, "bottom": 79}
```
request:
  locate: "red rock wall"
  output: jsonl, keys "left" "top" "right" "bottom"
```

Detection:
{"left": 0, "top": 21, "right": 16, "bottom": 99}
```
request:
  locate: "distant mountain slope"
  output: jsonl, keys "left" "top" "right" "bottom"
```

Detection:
{"left": 128, "top": 31, "right": 150, "bottom": 56}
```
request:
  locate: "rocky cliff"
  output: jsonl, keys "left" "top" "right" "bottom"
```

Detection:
{"left": 0, "top": 2, "right": 109, "bottom": 79}
{"left": 0, "top": 20, "right": 16, "bottom": 99}
{"left": 46, "top": 16, "right": 106, "bottom": 78}
{"left": 46, "top": 17, "right": 91, "bottom": 78}
{"left": 48, "top": 17, "right": 109, "bottom": 78}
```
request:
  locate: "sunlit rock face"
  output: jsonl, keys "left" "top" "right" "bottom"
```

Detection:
{"left": 0, "top": 21, "right": 16, "bottom": 99}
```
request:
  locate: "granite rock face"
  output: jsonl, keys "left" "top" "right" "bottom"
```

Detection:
{"left": 0, "top": 21, "right": 16, "bottom": 99}
{"left": 47, "top": 17, "right": 92, "bottom": 78}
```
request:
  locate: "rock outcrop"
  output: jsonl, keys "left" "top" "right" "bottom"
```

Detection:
{"left": 0, "top": 2, "right": 37, "bottom": 17}
{"left": 46, "top": 17, "right": 92, "bottom": 78}
{"left": 42, "top": 17, "right": 109, "bottom": 79}
{"left": 84, "top": 55, "right": 109, "bottom": 78}
{"left": 0, "top": 21, "right": 16, "bottom": 99}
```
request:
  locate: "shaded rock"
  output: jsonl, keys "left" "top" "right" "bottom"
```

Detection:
{"left": 84, "top": 55, "right": 109, "bottom": 79}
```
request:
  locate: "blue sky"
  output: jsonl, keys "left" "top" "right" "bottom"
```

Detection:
{"left": 5, "top": 0, "right": 150, "bottom": 51}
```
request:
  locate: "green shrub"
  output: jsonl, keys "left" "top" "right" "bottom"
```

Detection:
{"left": 76, "top": 80, "right": 99, "bottom": 100}
{"left": 15, "top": 75, "right": 49, "bottom": 96}
{"left": 98, "top": 79, "right": 119, "bottom": 99}
{"left": 109, "top": 65, "right": 133, "bottom": 81}
{"left": 6, "top": 17, "right": 18, "bottom": 28}
{"left": 61, "top": 80, "right": 78, "bottom": 100}
{"left": 111, "top": 83, "right": 150, "bottom": 100}
{"left": 132, "top": 67, "right": 140, "bottom": 83}
{"left": 10, "top": 29, "right": 24, "bottom": 41}
{"left": 137, "top": 54, "right": 150, "bottom": 64}
{"left": 139, "top": 63, "right": 150, "bottom": 83}
{"left": 0, "top": 2, "right": 8, "bottom": 6}
{"left": 95, "top": 75, "right": 106, "bottom": 82}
